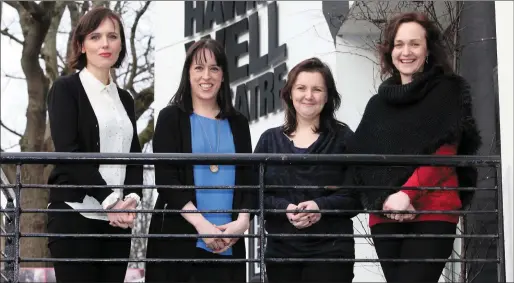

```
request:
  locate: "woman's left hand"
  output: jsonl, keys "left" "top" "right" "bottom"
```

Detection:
{"left": 213, "top": 219, "right": 250, "bottom": 253}
{"left": 290, "top": 200, "right": 321, "bottom": 229}
{"left": 383, "top": 191, "right": 411, "bottom": 220}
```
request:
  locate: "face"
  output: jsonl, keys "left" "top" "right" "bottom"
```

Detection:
{"left": 81, "top": 17, "right": 122, "bottom": 71}
{"left": 189, "top": 49, "right": 223, "bottom": 102}
{"left": 291, "top": 71, "right": 328, "bottom": 121}
{"left": 391, "top": 22, "right": 428, "bottom": 84}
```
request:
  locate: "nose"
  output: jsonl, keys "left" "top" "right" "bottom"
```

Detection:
{"left": 305, "top": 90, "right": 314, "bottom": 99}
{"left": 401, "top": 45, "right": 412, "bottom": 56}
{"left": 101, "top": 35, "right": 109, "bottom": 48}
{"left": 201, "top": 68, "right": 211, "bottom": 79}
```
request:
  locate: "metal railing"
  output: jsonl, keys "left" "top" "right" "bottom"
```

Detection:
{"left": 0, "top": 152, "right": 506, "bottom": 283}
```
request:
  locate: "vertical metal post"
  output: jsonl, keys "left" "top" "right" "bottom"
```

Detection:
{"left": 496, "top": 165, "right": 506, "bottom": 282}
{"left": 258, "top": 163, "right": 266, "bottom": 283}
{"left": 4, "top": 196, "right": 15, "bottom": 283}
{"left": 13, "top": 165, "right": 21, "bottom": 283}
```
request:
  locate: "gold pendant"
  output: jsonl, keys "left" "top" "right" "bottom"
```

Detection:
{"left": 209, "top": 165, "right": 219, "bottom": 173}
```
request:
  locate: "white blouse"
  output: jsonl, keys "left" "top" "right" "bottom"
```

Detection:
{"left": 64, "top": 67, "right": 139, "bottom": 221}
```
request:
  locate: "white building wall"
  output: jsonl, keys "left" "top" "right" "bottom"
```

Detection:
{"left": 495, "top": 2, "right": 514, "bottom": 282}
{"left": 154, "top": 1, "right": 512, "bottom": 282}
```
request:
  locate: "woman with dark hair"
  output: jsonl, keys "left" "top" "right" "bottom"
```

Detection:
{"left": 343, "top": 12, "right": 481, "bottom": 282}
{"left": 145, "top": 38, "right": 255, "bottom": 283}
{"left": 46, "top": 6, "right": 143, "bottom": 282}
{"left": 255, "top": 57, "right": 358, "bottom": 282}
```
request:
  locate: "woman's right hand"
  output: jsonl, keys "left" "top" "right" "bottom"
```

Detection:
{"left": 194, "top": 220, "right": 226, "bottom": 251}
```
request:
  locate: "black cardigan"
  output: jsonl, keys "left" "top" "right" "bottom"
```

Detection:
{"left": 47, "top": 72, "right": 143, "bottom": 204}
{"left": 146, "top": 105, "right": 256, "bottom": 260}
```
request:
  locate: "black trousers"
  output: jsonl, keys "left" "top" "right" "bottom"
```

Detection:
{"left": 265, "top": 261, "right": 354, "bottom": 283}
{"left": 371, "top": 221, "right": 457, "bottom": 283}
{"left": 47, "top": 202, "right": 132, "bottom": 283}
{"left": 145, "top": 247, "right": 244, "bottom": 283}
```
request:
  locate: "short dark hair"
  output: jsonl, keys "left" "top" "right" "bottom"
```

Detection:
{"left": 68, "top": 6, "right": 127, "bottom": 70}
{"left": 377, "top": 12, "right": 453, "bottom": 80}
{"left": 170, "top": 38, "right": 236, "bottom": 119}
{"left": 280, "top": 57, "right": 345, "bottom": 135}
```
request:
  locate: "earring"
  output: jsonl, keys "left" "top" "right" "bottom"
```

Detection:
{"left": 425, "top": 56, "right": 429, "bottom": 64}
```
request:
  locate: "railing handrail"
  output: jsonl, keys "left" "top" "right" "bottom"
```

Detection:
{"left": 0, "top": 152, "right": 502, "bottom": 166}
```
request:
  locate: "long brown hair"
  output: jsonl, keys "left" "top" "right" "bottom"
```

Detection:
{"left": 377, "top": 12, "right": 453, "bottom": 80}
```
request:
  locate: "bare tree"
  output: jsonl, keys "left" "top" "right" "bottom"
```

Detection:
{"left": 1, "top": 0, "right": 154, "bottom": 267}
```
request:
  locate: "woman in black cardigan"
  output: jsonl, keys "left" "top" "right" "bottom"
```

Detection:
{"left": 254, "top": 58, "right": 359, "bottom": 283}
{"left": 145, "top": 39, "right": 255, "bottom": 283}
{"left": 46, "top": 7, "right": 143, "bottom": 283}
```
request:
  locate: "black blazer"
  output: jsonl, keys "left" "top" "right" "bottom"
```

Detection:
{"left": 47, "top": 72, "right": 143, "bottom": 204}
{"left": 146, "top": 105, "right": 256, "bottom": 260}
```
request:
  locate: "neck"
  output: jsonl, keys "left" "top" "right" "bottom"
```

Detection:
{"left": 294, "top": 115, "right": 320, "bottom": 135}
{"left": 86, "top": 65, "right": 110, "bottom": 85}
{"left": 400, "top": 74, "right": 413, "bottom": 85}
{"left": 192, "top": 96, "right": 219, "bottom": 118}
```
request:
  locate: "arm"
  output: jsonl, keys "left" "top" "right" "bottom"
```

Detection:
{"left": 152, "top": 107, "right": 194, "bottom": 210}
{"left": 313, "top": 166, "right": 362, "bottom": 218}
{"left": 253, "top": 131, "right": 291, "bottom": 210}
{"left": 47, "top": 78, "right": 114, "bottom": 204}
{"left": 313, "top": 126, "right": 361, "bottom": 217}
{"left": 400, "top": 144, "right": 458, "bottom": 201}
{"left": 122, "top": 91, "right": 143, "bottom": 204}
{"left": 237, "top": 115, "right": 256, "bottom": 220}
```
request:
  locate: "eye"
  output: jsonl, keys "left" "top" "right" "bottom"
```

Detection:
{"left": 210, "top": 67, "right": 220, "bottom": 72}
{"left": 90, "top": 35, "right": 99, "bottom": 40}
{"left": 194, "top": 66, "right": 203, "bottom": 71}
{"left": 109, "top": 34, "right": 118, "bottom": 39}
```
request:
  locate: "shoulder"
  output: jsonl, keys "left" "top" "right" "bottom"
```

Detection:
{"left": 334, "top": 122, "right": 354, "bottom": 139}
{"left": 229, "top": 110, "right": 250, "bottom": 126}
{"left": 51, "top": 73, "right": 80, "bottom": 90}
{"left": 430, "top": 73, "right": 470, "bottom": 95}
{"left": 257, "top": 126, "right": 282, "bottom": 144}
{"left": 157, "top": 104, "right": 185, "bottom": 120}
{"left": 117, "top": 88, "right": 134, "bottom": 102}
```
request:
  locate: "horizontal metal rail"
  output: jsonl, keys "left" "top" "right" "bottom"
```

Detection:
{"left": 0, "top": 152, "right": 505, "bottom": 283}
{"left": 0, "top": 152, "right": 501, "bottom": 166}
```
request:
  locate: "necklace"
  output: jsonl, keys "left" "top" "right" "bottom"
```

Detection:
{"left": 196, "top": 115, "right": 220, "bottom": 173}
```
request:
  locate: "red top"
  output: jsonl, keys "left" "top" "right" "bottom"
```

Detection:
{"left": 369, "top": 144, "right": 462, "bottom": 227}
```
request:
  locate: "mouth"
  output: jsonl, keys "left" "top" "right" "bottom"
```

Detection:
{"left": 199, "top": 83, "right": 214, "bottom": 91}
{"left": 99, "top": 53, "right": 112, "bottom": 58}
{"left": 399, "top": 59, "right": 416, "bottom": 64}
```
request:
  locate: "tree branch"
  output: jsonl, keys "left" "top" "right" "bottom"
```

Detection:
{"left": 1, "top": 120, "right": 23, "bottom": 138}
{"left": 18, "top": 1, "right": 45, "bottom": 22}
{"left": 126, "top": 1, "right": 151, "bottom": 96}
{"left": 134, "top": 85, "right": 154, "bottom": 120}
{"left": 138, "top": 115, "right": 154, "bottom": 146}
{"left": 4, "top": 1, "right": 21, "bottom": 12}
{"left": 0, "top": 28, "right": 24, "bottom": 45}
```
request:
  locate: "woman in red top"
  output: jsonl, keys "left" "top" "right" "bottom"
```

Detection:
{"left": 343, "top": 12, "right": 481, "bottom": 282}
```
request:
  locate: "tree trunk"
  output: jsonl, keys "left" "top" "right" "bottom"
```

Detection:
{"left": 16, "top": 2, "right": 55, "bottom": 267}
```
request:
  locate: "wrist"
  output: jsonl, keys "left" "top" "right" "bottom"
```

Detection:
{"left": 397, "top": 191, "right": 411, "bottom": 201}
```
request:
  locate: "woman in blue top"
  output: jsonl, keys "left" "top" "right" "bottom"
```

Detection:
{"left": 145, "top": 39, "right": 256, "bottom": 283}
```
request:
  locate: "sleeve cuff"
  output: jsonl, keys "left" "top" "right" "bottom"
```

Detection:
{"left": 124, "top": 193, "right": 141, "bottom": 208}
{"left": 313, "top": 197, "right": 327, "bottom": 210}
{"left": 102, "top": 191, "right": 121, "bottom": 209}
{"left": 400, "top": 189, "right": 418, "bottom": 201}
